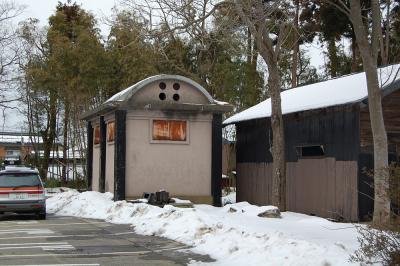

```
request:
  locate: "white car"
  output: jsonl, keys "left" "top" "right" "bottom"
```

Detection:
{"left": 0, "top": 167, "right": 46, "bottom": 219}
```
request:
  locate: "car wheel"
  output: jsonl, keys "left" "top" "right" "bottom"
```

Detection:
{"left": 37, "top": 212, "right": 46, "bottom": 220}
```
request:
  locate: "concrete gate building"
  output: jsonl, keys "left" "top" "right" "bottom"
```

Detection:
{"left": 82, "top": 75, "right": 232, "bottom": 205}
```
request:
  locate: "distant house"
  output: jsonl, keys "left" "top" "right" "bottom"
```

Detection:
{"left": 224, "top": 64, "right": 400, "bottom": 221}
{"left": 0, "top": 131, "right": 82, "bottom": 179}
{"left": 0, "top": 132, "right": 43, "bottom": 162}
{"left": 81, "top": 75, "right": 232, "bottom": 205}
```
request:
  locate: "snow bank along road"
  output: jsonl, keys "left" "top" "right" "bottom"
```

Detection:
{"left": 0, "top": 214, "right": 211, "bottom": 265}
{"left": 47, "top": 190, "right": 362, "bottom": 266}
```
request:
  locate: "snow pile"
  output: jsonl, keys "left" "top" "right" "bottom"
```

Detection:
{"left": 171, "top": 198, "right": 192, "bottom": 204}
{"left": 47, "top": 190, "right": 360, "bottom": 266}
{"left": 221, "top": 192, "right": 236, "bottom": 205}
{"left": 45, "top": 187, "right": 75, "bottom": 198}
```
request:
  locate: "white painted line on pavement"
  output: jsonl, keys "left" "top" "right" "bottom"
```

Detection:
{"left": 4, "top": 264, "right": 99, "bottom": 266}
{"left": 0, "top": 221, "right": 107, "bottom": 228}
{"left": 0, "top": 246, "right": 187, "bottom": 258}
{"left": 0, "top": 229, "right": 53, "bottom": 235}
{"left": 0, "top": 244, "right": 74, "bottom": 251}
{"left": 15, "top": 221, "right": 39, "bottom": 224}
{"left": 0, "top": 221, "right": 38, "bottom": 225}
{"left": 0, "top": 242, "right": 68, "bottom": 246}
{"left": 41, "top": 246, "right": 75, "bottom": 251}
{"left": 0, "top": 241, "right": 75, "bottom": 251}
{"left": 0, "top": 231, "right": 135, "bottom": 240}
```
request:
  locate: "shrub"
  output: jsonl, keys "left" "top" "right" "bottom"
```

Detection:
{"left": 66, "top": 176, "right": 87, "bottom": 190}
{"left": 351, "top": 164, "right": 400, "bottom": 265}
{"left": 46, "top": 178, "right": 61, "bottom": 188}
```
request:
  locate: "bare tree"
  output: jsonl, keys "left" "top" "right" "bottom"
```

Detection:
{"left": 233, "top": 0, "right": 293, "bottom": 210}
{"left": 118, "top": 0, "right": 293, "bottom": 210}
{"left": 118, "top": 0, "right": 228, "bottom": 84}
{"left": 291, "top": 0, "right": 300, "bottom": 88}
{"left": 327, "top": 0, "right": 391, "bottom": 224}
{"left": 19, "top": 18, "right": 59, "bottom": 180}
{"left": 0, "top": 0, "right": 24, "bottom": 109}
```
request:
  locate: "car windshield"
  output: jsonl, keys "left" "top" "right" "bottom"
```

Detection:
{"left": 0, "top": 174, "right": 41, "bottom": 187}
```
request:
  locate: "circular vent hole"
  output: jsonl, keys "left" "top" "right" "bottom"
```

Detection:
{"left": 159, "top": 93, "right": 166, "bottom": 100}
{"left": 173, "top": 94, "right": 180, "bottom": 101}
{"left": 173, "top": 83, "right": 180, "bottom": 90}
{"left": 159, "top": 82, "right": 166, "bottom": 90}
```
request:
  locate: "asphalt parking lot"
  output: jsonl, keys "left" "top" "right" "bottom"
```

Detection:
{"left": 0, "top": 214, "right": 211, "bottom": 266}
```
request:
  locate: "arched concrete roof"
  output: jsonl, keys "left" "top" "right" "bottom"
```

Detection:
{"left": 106, "top": 74, "right": 215, "bottom": 104}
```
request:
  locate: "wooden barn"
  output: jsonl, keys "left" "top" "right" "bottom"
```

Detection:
{"left": 82, "top": 75, "right": 232, "bottom": 205}
{"left": 224, "top": 64, "right": 400, "bottom": 221}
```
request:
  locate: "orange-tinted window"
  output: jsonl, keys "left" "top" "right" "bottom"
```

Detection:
{"left": 107, "top": 121, "right": 115, "bottom": 142}
{"left": 94, "top": 125, "right": 100, "bottom": 145}
{"left": 152, "top": 120, "right": 187, "bottom": 141}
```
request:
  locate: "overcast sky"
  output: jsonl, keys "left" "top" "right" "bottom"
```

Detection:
{"left": 14, "top": 0, "right": 117, "bottom": 35}
{"left": 2, "top": 0, "right": 325, "bottom": 131}
{"left": 2, "top": 1, "right": 117, "bottom": 131}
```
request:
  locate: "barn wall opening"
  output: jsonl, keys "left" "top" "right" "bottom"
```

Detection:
{"left": 296, "top": 145, "right": 325, "bottom": 157}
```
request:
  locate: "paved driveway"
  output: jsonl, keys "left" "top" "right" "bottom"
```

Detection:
{"left": 0, "top": 214, "right": 211, "bottom": 266}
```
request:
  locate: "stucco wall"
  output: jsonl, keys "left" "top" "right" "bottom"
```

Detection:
{"left": 104, "top": 115, "right": 115, "bottom": 194}
{"left": 125, "top": 110, "right": 212, "bottom": 198}
{"left": 105, "top": 143, "right": 115, "bottom": 193}
{"left": 92, "top": 145, "right": 100, "bottom": 191}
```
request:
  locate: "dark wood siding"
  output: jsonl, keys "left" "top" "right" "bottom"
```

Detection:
{"left": 358, "top": 153, "right": 374, "bottom": 221}
{"left": 360, "top": 89, "right": 400, "bottom": 151}
{"left": 237, "top": 105, "right": 360, "bottom": 164}
{"left": 236, "top": 163, "right": 272, "bottom": 205}
{"left": 287, "top": 159, "right": 358, "bottom": 221}
{"left": 237, "top": 159, "right": 358, "bottom": 221}
{"left": 236, "top": 118, "right": 271, "bottom": 163}
{"left": 235, "top": 105, "right": 361, "bottom": 221}
{"left": 358, "top": 89, "right": 400, "bottom": 220}
{"left": 285, "top": 105, "right": 360, "bottom": 162}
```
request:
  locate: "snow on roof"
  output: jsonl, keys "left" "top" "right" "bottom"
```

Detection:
{"left": 31, "top": 149, "right": 83, "bottom": 159}
{"left": 0, "top": 133, "right": 43, "bottom": 144}
{"left": 105, "top": 74, "right": 215, "bottom": 104}
{"left": 224, "top": 64, "right": 400, "bottom": 125}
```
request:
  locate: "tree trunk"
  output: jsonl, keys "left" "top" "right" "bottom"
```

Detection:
{"left": 259, "top": 49, "right": 286, "bottom": 210}
{"left": 350, "top": 0, "right": 390, "bottom": 224}
{"left": 351, "top": 31, "right": 360, "bottom": 72}
{"left": 62, "top": 101, "right": 70, "bottom": 183}
{"left": 247, "top": 28, "right": 252, "bottom": 64}
{"left": 291, "top": 0, "right": 300, "bottom": 88}
{"left": 234, "top": 0, "right": 287, "bottom": 211}
{"left": 268, "top": 64, "right": 286, "bottom": 211}
{"left": 364, "top": 61, "right": 390, "bottom": 224}
{"left": 327, "top": 38, "right": 338, "bottom": 77}
{"left": 41, "top": 90, "right": 57, "bottom": 180}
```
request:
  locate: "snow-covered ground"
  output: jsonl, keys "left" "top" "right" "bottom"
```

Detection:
{"left": 47, "top": 190, "right": 361, "bottom": 266}
{"left": 221, "top": 192, "right": 236, "bottom": 205}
